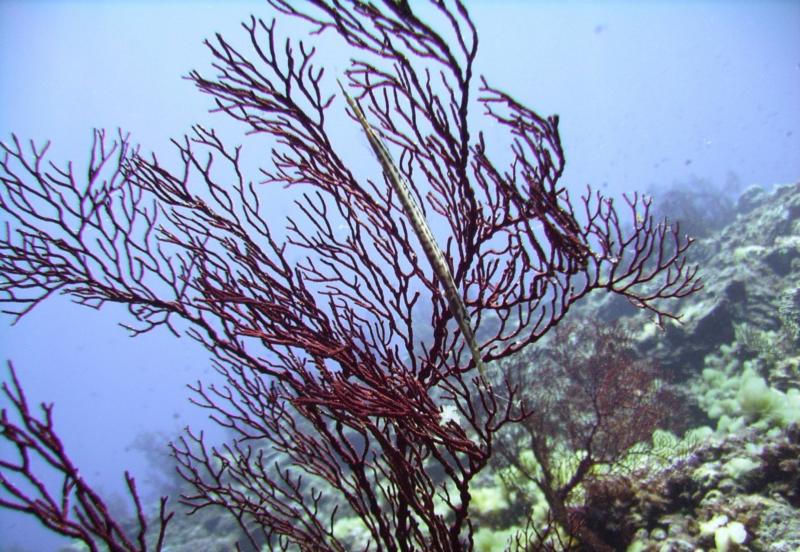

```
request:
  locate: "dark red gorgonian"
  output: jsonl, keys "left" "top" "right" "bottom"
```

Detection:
{"left": 0, "top": 1, "right": 700, "bottom": 550}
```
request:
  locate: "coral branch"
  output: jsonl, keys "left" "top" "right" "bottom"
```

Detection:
{"left": 0, "top": 363, "right": 173, "bottom": 551}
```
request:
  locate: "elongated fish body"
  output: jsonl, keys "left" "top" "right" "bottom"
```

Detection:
{"left": 337, "top": 80, "right": 487, "bottom": 380}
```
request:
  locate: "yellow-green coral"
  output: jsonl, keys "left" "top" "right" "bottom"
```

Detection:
{"left": 699, "top": 514, "right": 747, "bottom": 552}
{"left": 470, "top": 484, "right": 510, "bottom": 515}
{"left": 332, "top": 516, "right": 372, "bottom": 549}
{"left": 696, "top": 339, "right": 800, "bottom": 434}
{"left": 704, "top": 366, "right": 800, "bottom": 430}
{"left": 473, "top": 527, "right": 519, "bottom": 552}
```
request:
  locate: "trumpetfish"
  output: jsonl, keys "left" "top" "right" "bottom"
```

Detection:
{"left": 337, "top": 80, "right": 488, "bottom": 381}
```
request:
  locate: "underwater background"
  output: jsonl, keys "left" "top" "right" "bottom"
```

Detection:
{"left": 0, "top": 1, "right": 798, "bottom": 550}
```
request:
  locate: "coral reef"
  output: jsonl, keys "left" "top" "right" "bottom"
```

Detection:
{"left": 452, "top": 182, "right": 800, "bottom": 550}
{"left": 588, "top": 182, "right": 800, "bottom": 550}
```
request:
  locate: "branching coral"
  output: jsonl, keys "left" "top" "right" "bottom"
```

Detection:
{"left": 0, "top": 1, "right": 699, "bottom": 550}
{"left": 497, "top": 321, "right": 678, "bottom": 550}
